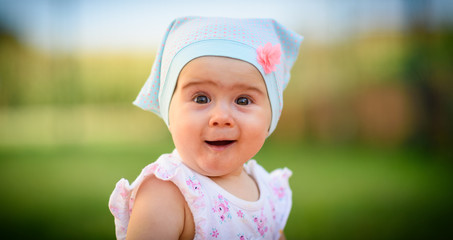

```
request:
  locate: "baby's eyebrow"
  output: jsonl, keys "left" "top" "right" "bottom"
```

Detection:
{"left": 180, "top": 79, "right": 216, "bottom": 90}
{"left": 237, "top": 84, "right": 267, "bottom": 96}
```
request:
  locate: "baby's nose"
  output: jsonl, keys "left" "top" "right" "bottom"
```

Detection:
{"left": 208, "top": 103, "right": 234, "bottom": 127}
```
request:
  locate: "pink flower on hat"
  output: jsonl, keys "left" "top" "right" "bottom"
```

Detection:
{"left": 257, "top": 43, "right": 281, "bottom": 74}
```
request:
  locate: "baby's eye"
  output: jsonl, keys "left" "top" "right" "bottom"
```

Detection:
{"left": 193, "top": 95, "right": 210, "bottom": 104}
{"left": 235, "top": 96, "right": 251, "bottom": 105}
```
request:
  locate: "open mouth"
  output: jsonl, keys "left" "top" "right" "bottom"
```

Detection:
{"left": 205, "top": 140, "right": 236, "bottom": 146}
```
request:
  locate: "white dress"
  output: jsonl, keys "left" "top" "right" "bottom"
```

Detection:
{"left": 109, "top": 149, "right": 292, "bottom": 240}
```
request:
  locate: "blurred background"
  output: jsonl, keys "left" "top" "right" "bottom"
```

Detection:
{"left": 1, "top": 0, "right": 452, "bottom": 239}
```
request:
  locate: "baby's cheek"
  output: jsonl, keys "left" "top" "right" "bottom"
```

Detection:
{"left": 247, "top": 117, "right": 270, "bottom": 138}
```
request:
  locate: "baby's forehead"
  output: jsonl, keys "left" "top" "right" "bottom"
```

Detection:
{"left": 177, "top": 56, "right": 266, "bottom": 89}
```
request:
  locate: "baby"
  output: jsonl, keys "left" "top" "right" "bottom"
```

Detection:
{"left": 109, "top": 16, "right": 302, "bottom": 240}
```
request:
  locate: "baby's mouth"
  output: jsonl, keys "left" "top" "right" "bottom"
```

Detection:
{"left": 205, "top": 140, "right": 236, "bottom": 146}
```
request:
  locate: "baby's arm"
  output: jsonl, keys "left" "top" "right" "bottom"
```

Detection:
{"left": 126, "top": 175, "right": 194, "bottom": 239}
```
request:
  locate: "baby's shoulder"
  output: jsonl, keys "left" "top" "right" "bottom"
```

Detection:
{"left": 127, "top": 173, "right": 193, "bottom": 239}
{"left": 137, "top": 174, "right": 183, "bottom": 202}
{"left": 132, "top": 151, "right": 189, "bottom": 215}
{"left": 134, "top": 174, "right": 186, "bottom": 218}
{"left": 109, "top": 150, "right": 196, "bottom": 239}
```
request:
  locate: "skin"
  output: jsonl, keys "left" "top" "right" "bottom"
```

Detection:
{"left": 126, "top": 56, "right": 286, "bottom": 239}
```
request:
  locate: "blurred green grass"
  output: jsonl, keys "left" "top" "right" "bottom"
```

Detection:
{"left": 0, "top": 141, "right": 451, "bottom": 239}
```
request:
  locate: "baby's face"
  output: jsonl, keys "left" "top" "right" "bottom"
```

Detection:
{"left": 169, "top": 56, "right": 271, "bottom": 177}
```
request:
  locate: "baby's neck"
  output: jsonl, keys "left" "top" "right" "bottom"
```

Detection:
{"left": 209, "top": 169, "right": 260, "bottom": 202}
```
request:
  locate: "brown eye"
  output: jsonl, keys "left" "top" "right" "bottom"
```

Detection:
{"left": 193, "top": 95, "right": 210, "bottom": 104}
{"left": 236, "top": 97, "right": 251, "bottom": 105}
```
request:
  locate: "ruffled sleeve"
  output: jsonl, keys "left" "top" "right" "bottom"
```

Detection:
{"left": 108, "top": 150, "right": 182, "bottom": 240}
{"left": 245, "top": 160, "right": 293, "bottom": 238}
{"left": 269, "top": 167, "right": 293, "bottom": 234}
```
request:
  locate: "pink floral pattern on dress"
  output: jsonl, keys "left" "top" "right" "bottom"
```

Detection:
{"left": 128, "top": 197, "right": 135, "bottom": 213}
{"left": 119, "top": 185, "right": 129, "bottom": 198}
{"left": 185, "top": 175, "right": 207, "bottom": 210}
{"left": 271, "top": 180, "right": 286, "bottom": 200}
{"left": 237, "top": 233, "right": 250, "bottom": 240}
{"left": 211, "top": 228, "right": 219, "bottom": 238}
{"left": 269, "top": 198, "right": 276, "bottom": 220}
{"left": 186, "top": 176, "right": 204, "bottom": 196}
{"left": 145, "top": 165, "right": 170, "bottom": 179}
{"left": 253, "top": 209, "right": 268, "bottom": 237}
{"left": 212, "top": 194, "right": 232, "bottom": 223}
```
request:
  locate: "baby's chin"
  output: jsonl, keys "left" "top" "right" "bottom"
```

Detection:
{"left": 179, "top": 157, "right": 244, "bottom": 178}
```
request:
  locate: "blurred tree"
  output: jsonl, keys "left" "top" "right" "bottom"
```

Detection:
{"left": 403, "top": 0, "right": 453, "bottom": 156}
{"left": 0, "top": 25, "right": 27, "bottom": 107}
